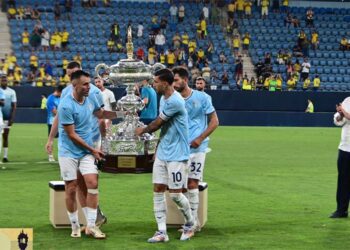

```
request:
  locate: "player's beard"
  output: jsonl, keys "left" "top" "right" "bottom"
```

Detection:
{"left": 174, "top": 82, "right": 185, "bottom": 93}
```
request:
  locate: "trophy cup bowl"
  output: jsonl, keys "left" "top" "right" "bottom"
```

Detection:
{"left": 95, "top": 27, "right": 164, "bottom": 173}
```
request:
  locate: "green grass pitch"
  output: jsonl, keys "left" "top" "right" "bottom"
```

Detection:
{"left": 1, "top": 124, "right": 350, "bottom": 249}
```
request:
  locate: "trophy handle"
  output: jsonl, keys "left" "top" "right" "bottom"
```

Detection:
{"left": 150, "top": 63, "right": 166, "bottom": 74}
{"left": 95, "top": 63, "right": 110, "bottom": 80}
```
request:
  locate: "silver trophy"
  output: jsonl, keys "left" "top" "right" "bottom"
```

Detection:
{"left": 95, "top": 27, "right": 164, "bottom": 156}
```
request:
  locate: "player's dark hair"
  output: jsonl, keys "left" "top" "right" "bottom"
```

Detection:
{"left": 70, "top": 70, "right": 90, "bottom": 81}
{"left": 67, "top": 61, "right": 81, "bottom": 70}
{"left": 55, "top": 85, "right": 64, "bottom": 92}
{"left": 154, "top": 68, "right": 174, "bottom": 85}
{"left": 172, "top": 66, "right": 189, "bottom": 79}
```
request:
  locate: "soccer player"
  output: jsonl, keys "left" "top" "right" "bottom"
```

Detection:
{"left": 58, "top": 70, "right": 120, "bottom": 238}
{"left": 195, "top": 76, "right": 206, "bottom": 92}
{"left": 137, "top": 79, "right": 158, "bottom": 125}
{"left": 0, "top": 74, "right": 16, "bottom": 163}
{"left": 94, "top": 77, "right": 116, "bottom": 128}
{"left": 135, "top": 68, "right": 195, "bottom": 243}
{"left": 173, "top": 67, "right": 219, "bottom": 231}
{"left": 45, "top": 62, "right": 108, "bottom": 230}
{"left": 46, "top": 86, "right": 63, "bottom": 162}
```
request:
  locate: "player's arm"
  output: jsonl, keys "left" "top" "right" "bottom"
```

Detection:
{"left": 334, "top": 112, "right": 345, "bottom": 126}
{"left": 135, "top": 116, "right": 165, "bottom": 136}
{"left": 45, "top": 115, "right": 59, "bottom": 154}
{"left": 110, "top": 91, "right": 117, "bottom": 111}
{"left": 99, "top": 118, "right": 106, "bottom": 137}
{"left": 63, "top": 124, "right": 104, "bottom": 160}
{"left": 93, "top": 108, "right": 124, "bottom": 120}
{"left": 191, "top": 111, "right": 219, "bottom": 148}
{"left": 0, "top": 98, "right": 4, "bottom": 107}
{"left": 335, "top": 105, "right": 348, "bottom": 126}
{"left": 136, "top": 98, "right": 178, "bottom": 136}
{"left": 111, "top": 102, "right": 117, "bottom": 111}
{"left": 142, "top": 97, "right": 149, "bottom": 105}
{"left": 52, "top": 107, "right": 57, "bottom": 116}
{"left": 8, "top": 102, "right": 17, "bottom": 126}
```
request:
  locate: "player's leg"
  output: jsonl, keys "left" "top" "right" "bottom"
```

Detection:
{"left": 47, "top": 124, "right": 55, "bottom": 162}
{"left": 2, "top": 125, "right": 9, "bottom": 162}
{"left": 168, "top": 161, "right": 195, "bottom": 241}
{"left": 0, "top": 117, "right": 3, "bottom": 161}
{"left": 58, "top": 157, "right": 81, "bottom": 238}
{"left": 76, "top": 170, "right": 107, "bottom": 229}
{"left": 79, "top": 155, "right": 106, "bottom": 239}
{"left": 187, "top": 152, "right": 206, "bottom": 231}
{"left": 76, "top": 171, "right": 88, "bottom": 219}
{"left": 93, "top": 136, "right": 107, "bottom": 227}
{"left": 148, "top": 158, "right": 169, "bottom": 243}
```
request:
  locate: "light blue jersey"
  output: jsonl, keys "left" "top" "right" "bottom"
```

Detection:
{"left": 58, "top": 94, "right": 101, "bottom": 158}
{"left": 185, "top": 90, "right": 215, "bottom": 153}
{"left": 46, "top": 93, "right": 60, "bottom": 125}
{"left": 1, "top": 87, "right": 16, "bottom": 120}
{"left": 61, "top": 84, "right": 103, "bottom": 141}
{"left": 0, "top": 88, "right": 5, "bottom": 119}
{"left": 140, "top": 86, "right": 157, "bottom": 120}
{"left": 157, "top": 91, "right": 189, "bottom": 162}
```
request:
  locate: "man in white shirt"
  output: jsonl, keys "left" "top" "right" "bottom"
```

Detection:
{"left": 137, "top": 22, "right": 144, "bottom": 38}
{"left": 330, "top": 98, "right": 350, "bottom": 218}
{"left": 155, "top": 32, "right": 166, "bottom": 54}
{"left": 94, "top": 77, "right": 116, "bottom": 128}
{"left": 301, "top": 58, "right": 311, "bottom": 81}
{"left": 169, "top": 4, "right": 178, "bottom": 23}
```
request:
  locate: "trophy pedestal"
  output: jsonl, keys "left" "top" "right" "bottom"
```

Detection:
{"left": 166, "top": 182, "right": 208, "bottom": 227}
{"left": 101, "top": 154, "right": 154, "bottom": 173}
{"left": 49, "top": 181, "right": 86, "bottom": 228}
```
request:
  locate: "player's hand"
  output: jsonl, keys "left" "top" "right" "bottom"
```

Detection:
{"left": 92, "top": 149, "right": 105, "bottom": 161}
{"left": 339, "top": 105, "right": 350, "bottom": 119}
{"left": 135, "top": 127, "right": 145, "bottom": 136}
{"left": 46, "top": 140, "right": 53, "bottom": 154}
{"left": 190, "top": 137, "right": 203, "bottom": 148}
{"left": 336, "top": 104, "right": 343, "bottom": 115}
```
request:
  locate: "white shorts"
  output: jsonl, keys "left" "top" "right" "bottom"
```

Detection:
{"left": 3, "top": 120, "right": 11, "bottom": 129}
{"left": 152, "top": 157, "right": 189, "bottom": 189}
{"left": 189, "top": 152, "right": 206, "bottom": 181}
{"left": 58, "top": 154, "right": 98, "bottom": 181}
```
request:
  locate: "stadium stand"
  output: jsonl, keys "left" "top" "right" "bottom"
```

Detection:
{"left": 5, "top": 0, "right": 235, "bottom": 89}
{"left": 2, "top": 0, "right": 350, "bottom": 92}
{"left": 238, "top": 5, "right": 350, "bottom": 91}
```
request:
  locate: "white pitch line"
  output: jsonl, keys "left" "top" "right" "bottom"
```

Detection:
{"left": 0, "top": 161, "right": 59, "bottom": 165}
{"left": 0, "top": 162, "right": 28, "bottom": 165}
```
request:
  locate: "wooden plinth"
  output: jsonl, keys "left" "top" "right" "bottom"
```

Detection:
{"left": 101, "top": 154, "right": 154, "bottom": 173}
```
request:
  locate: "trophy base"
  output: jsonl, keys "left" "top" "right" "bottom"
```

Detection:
{"left": 101, "top": 154, "right": 154, "bottom": 173}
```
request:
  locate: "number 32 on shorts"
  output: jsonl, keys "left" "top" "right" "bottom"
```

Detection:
{"left": 190, "top": 162, "right": 202, "bottom": 173}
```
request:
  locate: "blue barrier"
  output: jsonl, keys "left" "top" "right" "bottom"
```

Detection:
{"left": 217, "top": 111, "right": 334, "bottom": 127}
{"left": 13, "top": 87, "right": 349, "bottom": 113}
{"left": 14, "top": 108, "right": 335, "bottom": 127}
{"left": 12, "top": 87, "right": 349, "bottom": 127}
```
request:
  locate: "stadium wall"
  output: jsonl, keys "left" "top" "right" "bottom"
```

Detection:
{"left": 13, "top": 87, "right": 348, "bottom": 127}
